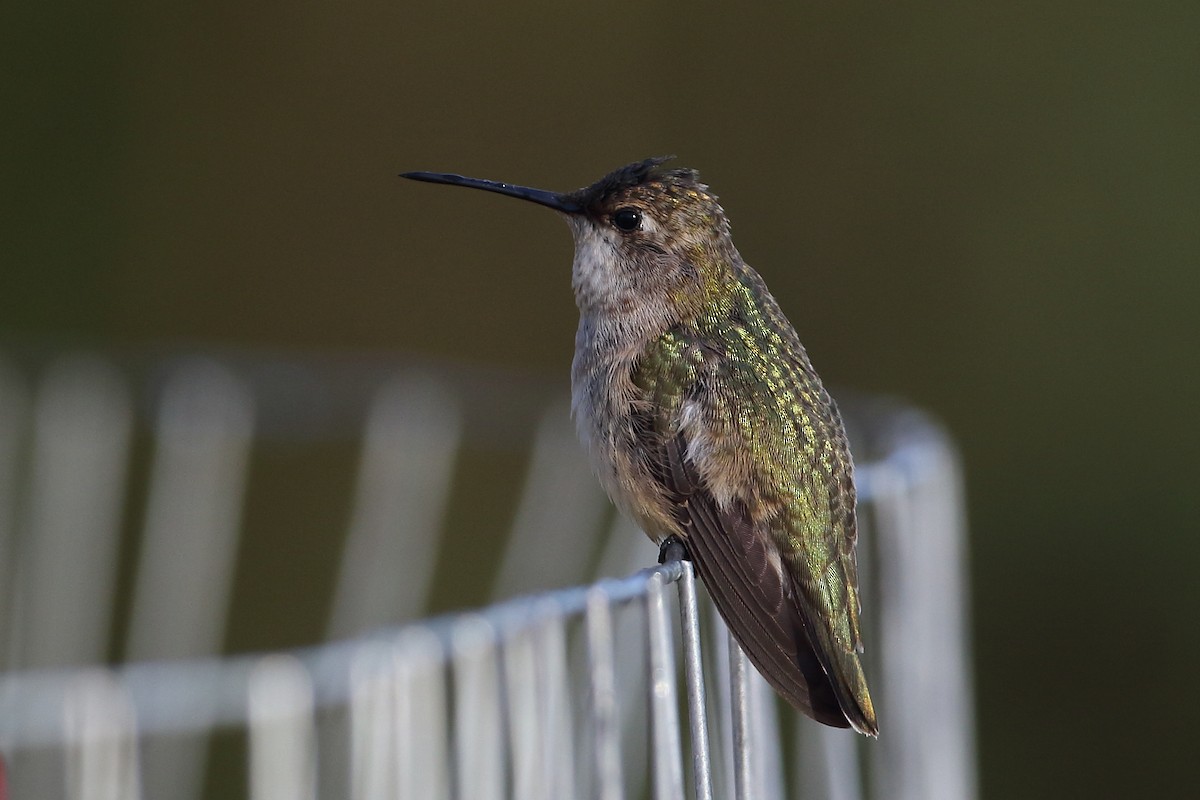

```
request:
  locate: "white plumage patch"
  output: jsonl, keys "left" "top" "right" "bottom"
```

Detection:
{"left": 570, "top": 222, "right": 624, "bottom": 306}
{"left": 680, "top": 398, "right": 738, "bottom": 508}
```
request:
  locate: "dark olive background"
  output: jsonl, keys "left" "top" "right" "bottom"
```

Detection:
{"left": 4, "top": 3, "right": 1198, "bottom": 797}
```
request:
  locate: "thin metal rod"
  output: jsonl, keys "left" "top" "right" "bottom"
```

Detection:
{"left": 676, "top": 562, "right": 714, "bottom": 800}
{"left": 533, "top": 607, "right": 575, "bottom": 800}
{"left": 493, "top": 404, "right": 611, "bottom": 599}
{"left": 585, "top": 587, "right": 623, "bottom": 800}
{"left": 348, "top": 643, "right": 397, "bottom": 800}
{"left": 744, "top": 669, "right": 783, "bottom": 799}
{"left": 17, "top": 358, "right": 132, "bottom": 669}
{"left": 646, "top": 572, "right": 685, "bottom": 800}
{"left": 729, "top": 633, "right": 752, "bottom": 800}
{"left": 247, "top": 654, "right": 316, "bottom": 800}
{"left": 64, "top": 671, "right": 141, "bottom": 800}
{"left": 395, "top": 628, "right": 449, "bottom": 800}
{"left": 328, "top": 375, "right": 460, "bottom": 637}
{"left": 503, "top": 624, "right": 541, "bottom": 800}
{"left": 452, "top": 618, "right": 504, "bottom": 800}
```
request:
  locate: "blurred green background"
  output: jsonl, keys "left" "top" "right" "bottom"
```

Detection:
{"left": 3, "top": 2, "right": 1198, "bottom": 797}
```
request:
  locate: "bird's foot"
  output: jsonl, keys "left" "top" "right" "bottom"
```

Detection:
{"left": 657, "top": 535, "right": 691, "bottom": 565}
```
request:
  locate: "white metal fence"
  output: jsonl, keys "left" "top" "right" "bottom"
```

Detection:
{"left": 0, "top": 351, "right": 975, "bottom": 799}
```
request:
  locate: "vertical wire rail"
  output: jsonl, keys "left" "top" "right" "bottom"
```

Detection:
{"left": 492, "top": 403, "right": 611, "bottom": 599}
{"left": 247, "top": 655, "right": 316, "bottom": 800}
{"left": 814, "top": 725, "right": 863, "bottom": 800}
{"left": 748, "top": 671, "right": 784, "bottom": 800}
{"left": 127, "top": 360, "right": 255, "bottom": 661}
{"left": 613, "top": 601, "right": 652, "bottom": 794}
{"left": 452, "top": 618, "right": 505, "bottom": 800}
{"left": 728, "top": 636, "right": 753, "bottom": 800}
{"left": 675, "top": 563, "right": 714, "bottom": 800}
{"left": 499, "top": 601, "right": 577, "bottom": 800}
{"left": 590, "top": 516, "right": 655, "bottom": 793}
{"left": 533, "top": 606, "right": 575, "bottom": 800}
{"left": 328, "top": 375, "right": 461, "bottom": 638}
{"left": 871, "top": 442, "right": 976, "bottom": 800}
{"left": 709, "top": 612, "right": 734, "bottom": 799}
{"left": 125, "top": 360, "right": 254, "bottom": 800}
{"left": 585, "top": 587, "right": 623, "bottom": 800}
{"left": 6, "top": 359, "right": 134, "bottom": 800}
{"left": 395, "top": 629, "right": 450, "bottom": 800}
{"left": 11, "top": 357, "right": 132, "bottom": 670}
{"left": 645, "top": 572, "right": 685, "bottom": 800}
{"left": 64, "top": 671, "right": 141, "bottom": 800}
{"left": 503, "top": 622, "right": 543, "bottom": 800}
{"left": 349, "top": 642, "right": 399, "bottom": 800}
{"left": 914, "top": 447, "right": 976, "bottom": 800}
{"left": 868, "top": 462, "right": 911, "bottom": 800}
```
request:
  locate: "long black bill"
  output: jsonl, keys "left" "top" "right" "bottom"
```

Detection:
{"left": 400, "top": 171, "right": 582, "bottom": 214}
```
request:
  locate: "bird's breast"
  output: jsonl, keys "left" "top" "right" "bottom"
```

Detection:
{"left": 571, "top": 318, "right": 676, "bottom": 541}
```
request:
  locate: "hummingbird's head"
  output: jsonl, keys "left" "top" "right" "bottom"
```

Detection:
{"left": 402, "top": 157, "right": 739, "bottom": 326}
{"left": 562, "top": 157, "right": 737, "bottom": 319}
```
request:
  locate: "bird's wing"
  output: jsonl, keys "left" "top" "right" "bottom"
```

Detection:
{"left": 632, "top": 326, "right": 877, "bottom": 734}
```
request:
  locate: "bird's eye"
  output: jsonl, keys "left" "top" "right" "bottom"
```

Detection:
{"left": 611, "top": 208, "right": 642, "bottom": 232}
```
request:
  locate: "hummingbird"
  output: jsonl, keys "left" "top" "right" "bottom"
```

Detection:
{"left": 402, "top": 158, "right": 877, "bottom": 735}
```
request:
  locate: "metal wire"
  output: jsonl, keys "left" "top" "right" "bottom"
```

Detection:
{"left": 730, "top": 636, "right": 754, "bottom": 800}
{"left": 677, "top": 562, "right": 715, "bottom": 800}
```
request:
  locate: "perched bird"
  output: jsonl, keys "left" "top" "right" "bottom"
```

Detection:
{"left": 403, "top": 158, "right": 877, "bottom": 735}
